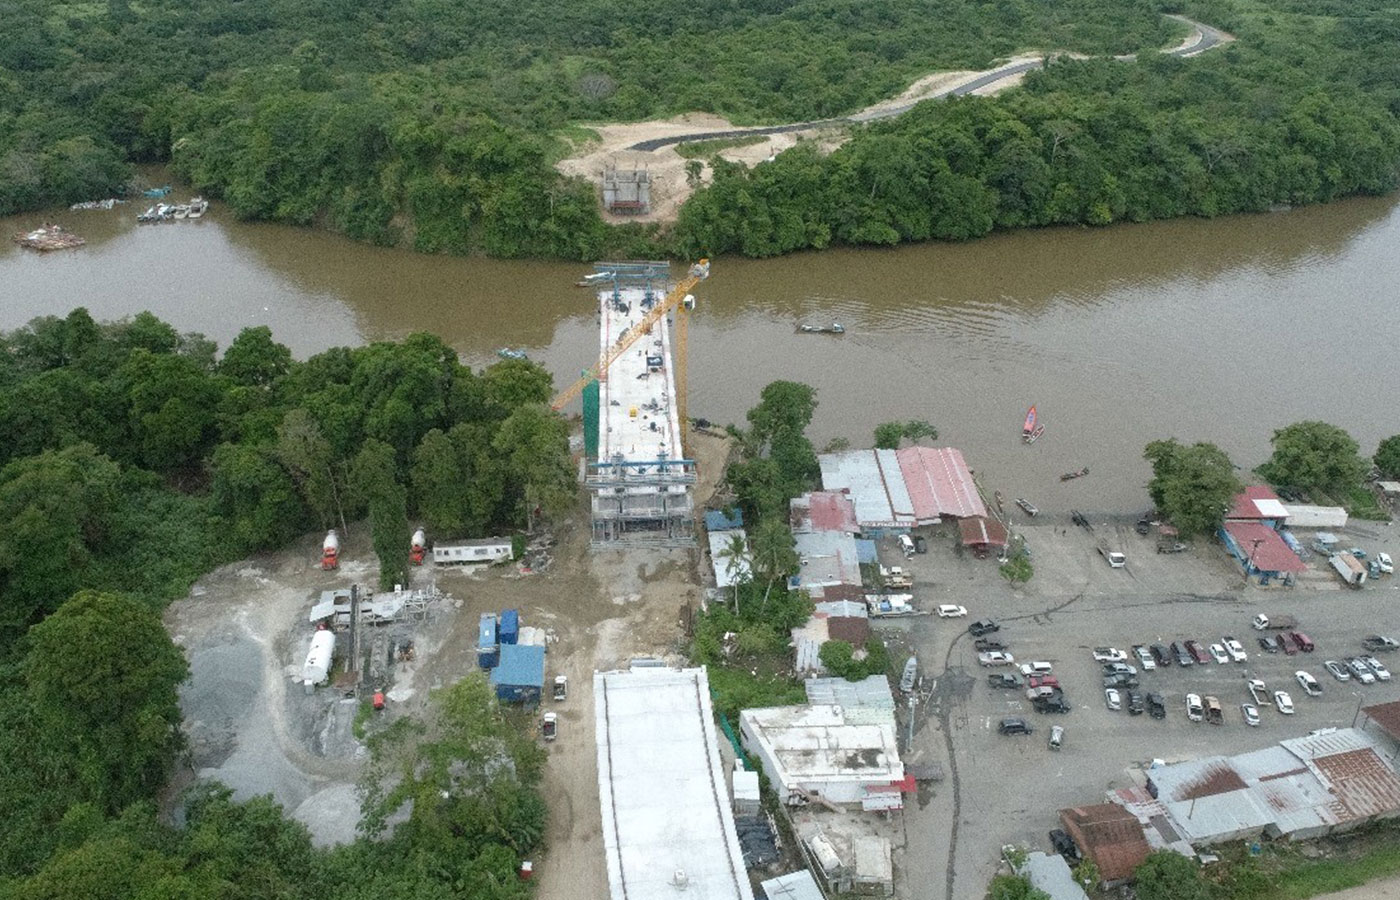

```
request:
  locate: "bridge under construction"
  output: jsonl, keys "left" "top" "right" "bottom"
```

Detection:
{"left": 559, "top": 261, "right": 707, "bottom": 548}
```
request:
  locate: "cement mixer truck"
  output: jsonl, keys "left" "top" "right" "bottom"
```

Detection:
{"left": 411, "top": 528, "right": 427, "bottom": 565}
{"left": 321, "top": 529, "right": 340, "bottom": 570}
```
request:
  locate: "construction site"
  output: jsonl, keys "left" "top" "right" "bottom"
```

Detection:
{"left": 553, "top": 259, "right": 710, "bottom": 548}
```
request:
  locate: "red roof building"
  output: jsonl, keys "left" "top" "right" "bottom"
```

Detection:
{"left": 790, "top": 491, "right": 861, "bottom": 534}
{"left": 1227, "top": 485, "right": 1289, "bottom": 523}
{"left": 895, "top": 447, "right": 987, "bottom": 522}
{"left": 1222, "top": 521, "right": 1306, "bottom": 574}
{"left": 1058, "top": 803, "right": 1151, "bottom": 886}
{"left": 959, "top": 516, "right": 1009, "bottom": 557}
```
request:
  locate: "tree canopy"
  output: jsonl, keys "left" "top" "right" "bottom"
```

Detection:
{"left": 1256, "top": 421, "right": 1368, "bottom": 498}
{"left": 1133, "top": 850, "right": 1211, "bottom": 900}
{"left": 1377, "top": 435, "right": 1400, "bottom": 481}
{"left": 1144, "top": 439, "right": 1242, "bottom": 538}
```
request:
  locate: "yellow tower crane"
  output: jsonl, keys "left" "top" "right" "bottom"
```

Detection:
{"left": 550, "top": 259, "right": 710, "bottom": 452}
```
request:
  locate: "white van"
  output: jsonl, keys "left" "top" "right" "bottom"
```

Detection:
{"left": 898, "top": 534, "right": 916, "bottom": 558}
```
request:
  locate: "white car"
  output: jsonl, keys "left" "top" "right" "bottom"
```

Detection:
{"left": 1093, "top": 647, "right": 1128, "bottom": 663}
{"left": 978, "top": 651, "right": 1015, "bottom": 667}
{"left": 1324, "top": 660, "right": 1351, "bottom": 682}
{"left": 1241, "top": 703, "right": 1261, "bottom": 726}
{"left": 1133, "top": 645, "right": 1156, "bottom": 670}
{"left": 1347, "top": 658, "right": 1376, "bottom": 684}
{"left": 1275, "top": 691, "right": 1295, "bottom": 714}
{"left": 1209, "top": 643, "right": 1230, "bottom": 664}
{"left": 1295, "top": 671, "right": 1322, "bottom": 697}
{"left": 1363, "top": 656, "right": 1392, "bottom": 681}
{"left": 938, "top": 604, "right": 968, "bottom": 618}
{"left": 1185, "top": 693, "right": 1204, "bottom": 722}
{"left": 1105, "top": 688, "right": 1122, "bottom": 710}
{"left": 1222, "top": 637, "right": 1248, "bottom": 663}
{"left": 1379, "top": 552, "right": 1394, "bottom": 574}
{"left": 1020, "top": 661, "right": 1053, "bottom": 676}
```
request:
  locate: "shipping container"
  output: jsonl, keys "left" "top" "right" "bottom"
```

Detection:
{"left": 478, "top": 613, "right": 499, "bottom": 669}
{"left": 499, "top": 608, "right": 520, "bottom": 645}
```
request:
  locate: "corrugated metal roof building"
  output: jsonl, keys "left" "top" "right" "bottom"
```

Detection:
{"left": 1058, "top": 803, "right": 1151, "bottom": 887}
{"left": 804, "top": 674, "right": 893, "bottom": 710}
{"left": 739, "top": 703, "right": 904, "bottom": 807}
{"left": 817, "top": 450, "right": 915, "bottom": 532}
{"left": 1022, "top": 852, "right": 1090, "bottom": 900}
{"left": 790, "top": 491, "right": 860, "bottom": 534}
{"left": 791, "top": 531, "right": 863, "bottom": 595}
{"left": 759, "top": 870, "right": 824, "bottom": 900}
{"left": 895, "top": 446, "right": 987, "bottom": 521}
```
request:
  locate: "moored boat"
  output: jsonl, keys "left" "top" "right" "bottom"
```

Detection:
{"left": 187, "top": 197, "right": 209, "bottom": 218}
{"left": 1021, "top": 406, "right": 1037, "bottom": 439}
{"left": 797, "top": 321, "right": 845, "bottom": 334}
{"left": 1024, "top": 424, "right": 1044, "bottom": 444}
{"left": 1060, "top": 467, "right": 1089, "bottom": 481}
{"left": 1015, "top": 498, "right": 1039, "bottom": 516}
{"left": 496, "top": 347, "right": 528, "bottom": 360}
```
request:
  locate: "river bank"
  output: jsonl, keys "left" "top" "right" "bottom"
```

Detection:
{"left": 4, "top": 192, "right": 1399, "bottom": 513}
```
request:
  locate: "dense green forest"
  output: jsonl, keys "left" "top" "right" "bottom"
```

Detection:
{"left": 3, "top": 0, "right": 1399, "bottom": 257}
{"left": 5, "top": 0, "right": 1172, "bottom": 254}
{"left": 0, "top": 310, "right": 570, "bottom": 891}
{"left": 672, "top": 0, "right": 1400, "bottom": 254}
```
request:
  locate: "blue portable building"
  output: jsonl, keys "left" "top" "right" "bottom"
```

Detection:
{"left": 490, "top": 644, "right": 546, "bottom": 703}
{"left": 477, "top": 613, "right": 499, "bottom": 669}
{"left": 499, "top": 608, "right": 520, "bottom": 645}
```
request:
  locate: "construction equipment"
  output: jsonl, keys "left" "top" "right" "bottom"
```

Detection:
{"left": 321, "top": 529, "right": 340, "bottom": 570}
{"left": 550, "top": 259, "right": 710, "bottom": 424}
{"left": 410, "top": 527, "right": 426, "bottom": 565}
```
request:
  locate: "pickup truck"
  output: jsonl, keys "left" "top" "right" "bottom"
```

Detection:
{"left": 1247, "top": 679, "right": 1272, "bottom": 707}
{"left": 1253, "top": 614, "right": 1298, "bottom": 631}
{"left": 1097, "top": 539, "right": 1126, "bottom": 568}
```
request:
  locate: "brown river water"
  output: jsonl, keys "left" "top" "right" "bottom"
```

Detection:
{"left": 4, "top": 195, "right": 1398, "bottom": 513}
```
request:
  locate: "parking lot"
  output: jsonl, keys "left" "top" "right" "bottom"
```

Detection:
{"left": 885, "top": 517, "right": 1400, "bottom": 900}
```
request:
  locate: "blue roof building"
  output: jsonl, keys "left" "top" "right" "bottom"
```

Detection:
{"left": 490, "top": 643, "right": 546, "bottom": 703}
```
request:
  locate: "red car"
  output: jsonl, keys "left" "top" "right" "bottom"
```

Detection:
{"left": 1280, "top": 635, "right": 1298, "bottom": 656}
{"left": 1289, "top": 631, "right": 1315, "bottom": 653}
{"left": 1029, "top": 675, "right": 1061, "bottom": 689}
{"left": 1184, "top": 640, "right": 1212, "bottom": 665}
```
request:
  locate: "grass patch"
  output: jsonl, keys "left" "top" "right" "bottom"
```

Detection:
{"left": 675, "top": 135, "right": 770, "bottom": 158}
{"left": 1344, "top": 485, "right": 1390, "bottom": 522}
{"left": 706, "top": 665, "right": 806, "bottom": 726}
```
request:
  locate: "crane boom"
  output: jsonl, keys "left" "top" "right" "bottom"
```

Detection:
{"left": 550, "top": 259, "right": 709, "bottom": 411}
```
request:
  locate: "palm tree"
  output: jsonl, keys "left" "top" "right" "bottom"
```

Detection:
{"left": 716, "top": 532, "right": 751, "bottom": 614}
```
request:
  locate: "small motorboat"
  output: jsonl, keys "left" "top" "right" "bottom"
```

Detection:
{"left": 171, "top": 205, "right": 190, "bottom": 219}
{"left": 1016, "top": 498, "right": 1039, "bottom": 516}
{"left": 142, "top": 184, "right": 172, "bottom": 198}
{"left": 1060, "top": 467, "right": 1089, "bottom": 481}
{"left": 797, "top": 321, "right": 845, "bottom": 334}
{"left": 994, "top": 491, "right": 1005, "bottom": 514}
{"left": 187, "top": 197, "right": 209, "bottom": 218}
{"left": 900, "top": 656, "right": 918, "bottom": 693}
{"left": 137, "top": 206, "right": 163, "bottom": 223}
{"left": 1021, "top": 406, "right": 1037, "bottom": 439}
{"left": 496, "top": 348, "right": 528, "bottom": 360}
{"left": 1024, "top": 424, "right": 1044, "bottom": 444}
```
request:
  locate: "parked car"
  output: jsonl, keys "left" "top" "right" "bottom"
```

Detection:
{"left": 1102, "top": 662, "right": 1137, "bottom": 676}
{"left": 1020, "top": 661, "right": 1054, "bottom": 676}
{"left": 975, "top": 638, "right": 1007, "bottom": 652}
{"left": 1093, "top": 647, "right": 1128, "bottom": 663}
{"left": 1134, "top": 645, "right": 1157, "bottom": 670}
{"left": 938, "top": 604, "right": 968, "bottom": 618}
{"left": 1127, "top": 690, "right": 1145, "bottom": 715}
{"left": 1204, "top": 696, "right": 1223, "bottom": 725}
{"left": 1296, "top": 671, "right": 1322, "bottom": 696}
{"left": 1324, "top": 660, "right": 1351, "bottom": 682}
{"left": 1289, "top": 631, "right": 1316, "bottom": 653}
{"left": 1171, "top": 641, "right": 1194, "bottom": 666}
{"left": 1049, "top": 829, "right": 1081, "bottom": 862}
{"left": 1146, "top": 693, "right": 1166, "bottom": 719}
{"left": 1378, "top": 552, "right": 1394, "bottom": 574}
{"left": 1185, "top": 640, "right": 1211, "bottom": 664}
{"left": 1363, "top": 635, "right": 1400, "bottom": 653}
{"left": 1049, "top": 724, "right": 1065, "bottom": 750}
{"left": 1258, "top": 636, "right": 1281, "bottom": 654}
{"left": 1280, "top": 635, "right": 1299, "bottom": 656}
{"left": 1347, "top": 658, "right": 1376, "bottom": 684}
{"left": 979, "top": 651, "right": 1015, "bottom": 667}
{"left": 989, "top": 673, "right": 1022, "bottom": 689}
{"left": 1223, "top": 637, "right": 1248, "bottom": 662}
{"left": 1275, "top": 691, "right": 1295, "bottom": 714}
{"left": 1185, "top": 693, "right": 1204, "bottom": 722}
{"left": 1209, "top": 643, "right": 1230, "bottom": 665}
{"left": 1104, "top": 688, "right": 1122, "bottom": 710}
{"left": 1150, "top": 644, "right": 1172, "bottom": 667}
{"left": 999, "top": 717, "right": 1033, "bottom": 735}
{"left": 969, "top": 619, "right": 1001, "bottom": 637}
{"left": 1028, "top": 675, "right": 1060, "bottom": 689}
{"left": 1103, "top": 673, "right": 1139, "bottom": 689}
{"left": 1027, "top": 686, "right": 1059, "bottom": 700}
{"left": 1241, "top": 703, "right": 1261, "bottom": 726}
{"left": 914, "top": 535, "right": 928, "bottom": 554}
{"left": 1248, "top": 679, "right": 1271, "bottom": 707}
{"left": 1033, "top": 692, "right": 1072, "bottom": 714}
{"left": 1362, "top": 656, "right": 1392, "bottom": 681}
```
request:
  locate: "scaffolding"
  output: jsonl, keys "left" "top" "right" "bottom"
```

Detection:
{"left": 586, "top": 262, "right": 696, "bottom": 549}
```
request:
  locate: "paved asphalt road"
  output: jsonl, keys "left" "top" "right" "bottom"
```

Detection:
{"left": 878, "top": 515, "right": 1400, "bottom": 900}
{"left": 627, "top": 17, "right": 1228, "bottom": 151}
